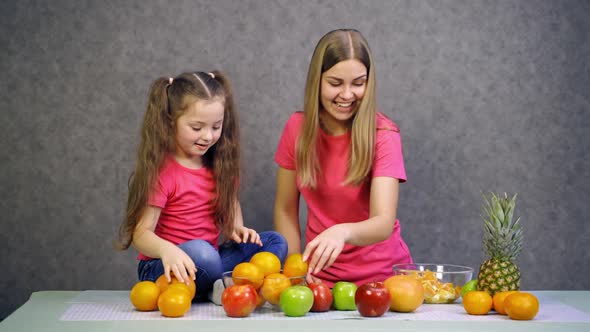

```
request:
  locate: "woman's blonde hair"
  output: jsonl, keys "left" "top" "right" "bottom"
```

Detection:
{"left": 297, "top": 29, "right": 376, "bottom": 188}
{"left": 117, "top": 71, "right": 240, "bottom": 250}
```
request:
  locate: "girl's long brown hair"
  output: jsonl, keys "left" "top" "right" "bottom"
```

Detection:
{"left": 297, "top": 29, "right": 377, "bottom": 188}
{"left": 117, "top": 71, "right": 240, "bottom": 250}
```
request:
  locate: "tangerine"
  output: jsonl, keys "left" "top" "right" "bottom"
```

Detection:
{"left": 155, "top": 274, "right": 196, "bottom": 300}
{"left": 232, "top": 262, "right": 264, "bottom": 289}
{"left": 283, "top": 253, "right": 308, "bottom": 279}
{"left": 492, "top": 290, "right": 518, "bottom": 315}
{"left": 260, "top": 273, "right": 292, "bottom": 305}
{"left": 462, "top": 291, "right": 493, "bottom": 315}
{"left": 129, "top": 281, "right": 160, "bottom": 311}
{"left": 250, "top": 251, "right": 282, "bottom": 277}
{"left": 384, "top": 275, "right": 424, "bottom": 312}
{"left": 157, "top": 288, "right": 191, "bottom": 317}
{"left": 504, "top": 292, "right": 539, "bottom": 320}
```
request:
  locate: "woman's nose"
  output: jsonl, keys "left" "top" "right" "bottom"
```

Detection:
{"left": 340, "top": 85, "right": 354, "bottom": 99}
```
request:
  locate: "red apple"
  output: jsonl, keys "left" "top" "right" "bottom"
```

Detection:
{"left": 221, "top": 284, "right": 258, "bottom": 317}
{"left": 308, "top": 282, "right": 333, "bottom": 312}
{"left": 355, "top": 281, "right": 391, "bottom": 317}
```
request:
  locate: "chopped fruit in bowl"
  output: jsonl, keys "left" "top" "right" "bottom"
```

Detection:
{"left": 393, "top": 263, "right": 473, "bottom": 304}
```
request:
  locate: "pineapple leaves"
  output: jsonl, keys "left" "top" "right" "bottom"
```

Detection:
{"left": 481, "top": 192, "right": 522, "bottom": 260}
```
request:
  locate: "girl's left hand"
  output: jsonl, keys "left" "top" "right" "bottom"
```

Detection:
{"left": 302, "top": 224, "right": 349, "bottom": 274}
{"left": 231, "top": 226, "right": 262, "bottom": 246}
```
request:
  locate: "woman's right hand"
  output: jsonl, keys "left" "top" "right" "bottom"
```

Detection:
{"left": 160, "top": 243, "right": 197, "bottom": 285}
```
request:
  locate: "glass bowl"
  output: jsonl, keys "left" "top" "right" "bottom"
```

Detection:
{"left": 393, "top": 263, "right": 473, "bottom": 304}
{"left": 222, "top": 270, "right": 306, "bottom": 306}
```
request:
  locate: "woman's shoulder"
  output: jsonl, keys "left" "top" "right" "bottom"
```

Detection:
{"left": 376, "top": 112, "right": 400, "bottom": 133}
{"left": 281, "top": 111, "right": 305, "bottom": 133}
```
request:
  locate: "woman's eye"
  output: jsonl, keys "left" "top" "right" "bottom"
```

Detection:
{"left": 329, "top": 82, "right": 341, "bottom": 87}
{"left": 353, "top": 82, "right": 365, "bottom": 87}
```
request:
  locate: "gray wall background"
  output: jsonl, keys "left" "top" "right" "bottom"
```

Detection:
{"left": 1, "top": 0, "right": 589, "bottom": 320}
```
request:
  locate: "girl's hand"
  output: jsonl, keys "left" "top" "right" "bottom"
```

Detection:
{"left": 306, "top": 272, "right": 325, "bottom": 285}
{"left": 231, "top": 226, "right": 263, "bottom": 246}
{"left": 302, "top": 224, "right": 350, "bottom": 274}
{"left": 160, "top": 243, "right": 197, "bottom": 285}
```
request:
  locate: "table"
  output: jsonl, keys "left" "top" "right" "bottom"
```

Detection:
{"left": 1, "top": 291, "right": 589, "bottom": 331}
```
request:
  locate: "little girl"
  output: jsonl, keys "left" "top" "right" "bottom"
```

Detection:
{"left": 118, "top": 71, "right": 287, "bottom": 303}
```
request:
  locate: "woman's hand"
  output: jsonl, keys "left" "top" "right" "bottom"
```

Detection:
{"left": 159, "top": 242, "right": 197, "bottom": 285}
{"left": 231, "top": 226, "right": 263, "bottom": 246}
{"left": 302, "top": 224, "right": 350, "bottom": 274}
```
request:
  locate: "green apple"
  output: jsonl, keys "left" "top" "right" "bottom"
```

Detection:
{"left": 332, "top": 281, "right": 357, "bottom": 310}
{"left": 279, "top": 285, "right": 314, "bottom": 317}
{"left": 461, "top": 279, "right": 478, "bottom": 297}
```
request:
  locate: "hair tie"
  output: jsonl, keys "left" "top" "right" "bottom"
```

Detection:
{"left": 168, "top": 77, "right": 173, "bottom": 85}
{"left": 208, "top": 72, "right": 215, "bottom": 79}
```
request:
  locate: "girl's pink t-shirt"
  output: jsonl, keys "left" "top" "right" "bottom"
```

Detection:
{"left": 275, "top": 112, "right": 413, "bottom": 286}
{"left": 137, "top": 156, "right": 220, "bottom": 260}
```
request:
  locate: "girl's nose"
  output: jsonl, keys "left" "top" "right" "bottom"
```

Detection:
{"left": 203, "top": 128, "right": 213, "bottom": 141}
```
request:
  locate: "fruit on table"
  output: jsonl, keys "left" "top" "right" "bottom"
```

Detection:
{"left": 260, "top": 272, "right": 292, "bottom": 305}
{"left": 355, "top": 281, "right": 391, "bottom": 317}
{"left": 332, "top": 281, "right": 358, "bottom": 310}
{"left": 155, "top": 274, "right": 196, "bottom": 300}
{"left": 232, "top": 262, "right": 264, "bottom": 289}
{"left": 492, "top": 290, "right": 518, "bottom": 314}
{"left": 157, "top": 288, "right": 192, "bottom": 317}
{"left": 461, "top": 279, "right": 478, "bottom": 297}
{"left": 384, "top": 275, "right": 424, "bottom": 312}
{"left": 462, "top": 290, "right": 493, "bottom": 315}
{"left": 130, "top": 281, "right": 160, "bottom": 311}
{"left": 283, "top": 253, "right": 308, "bottom": 285}
{"left": 308, "top": 282, "right": 333, "bottom": 312}
{"left": 504, "top": 292, "right": 539, "bottom": 320}
{"left": 402, "top": 270, "right": 460, "bottom": 303}
{"left": 221, "top": 284, "right": 259, "bottom": 317}
{"left": 279, "top": 285, "right": 314, "bottom": 317}
{"left": 477, "top": 192, "right": 522, "bottom": 296}
{"left": 250, "top": 251, "right": 282, "bottom": 277}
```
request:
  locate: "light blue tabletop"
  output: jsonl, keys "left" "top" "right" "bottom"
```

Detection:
{"left": 1, "top": 290, "right": 589, "bottom": 332}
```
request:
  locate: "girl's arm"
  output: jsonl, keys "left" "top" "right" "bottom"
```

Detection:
{"left": 132, "top": 206, "right": 197, "bottom": 284}
{"left": 230, "top": 201, "right": 262, "bottom": 245}
{"left": 273, "top": 167, "right": 302, "bottom": 255}
{"left": 303, "top": 177, "right": 399, "bottom": 274}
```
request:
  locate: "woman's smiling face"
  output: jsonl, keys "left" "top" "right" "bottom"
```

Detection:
{"left": 319, "top": 59, "right": 367, "bottom": 134}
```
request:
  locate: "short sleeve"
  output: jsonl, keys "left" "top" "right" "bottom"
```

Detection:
{"left": 148, "top": 164, "right": 174, "bottom": 208}
{"left": 274, "top": 113, "right": 303, "bottom": 170}
{"left": 372, "top": 122, "right": 407, "bottom": 182}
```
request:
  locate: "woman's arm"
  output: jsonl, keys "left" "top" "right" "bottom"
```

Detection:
{"left": 132, "top": 206, "right": 197, "bottom": 283}
{"left": 273, "top": 166, "right": 302, "bottom": 255}
{"left": 303, "top": 176, "right": 399, "bottom": 273}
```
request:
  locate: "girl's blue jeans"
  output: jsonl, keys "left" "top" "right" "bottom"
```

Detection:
{"left": 137, "top": 231, "right": 288, "bottom": 301}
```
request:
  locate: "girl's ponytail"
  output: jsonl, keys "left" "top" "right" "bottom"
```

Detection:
{"left": 117, "top": 77, "right": 173, "bottom": 250}
{"left": 208, "top": 71, "right": 240, "bottom": 240}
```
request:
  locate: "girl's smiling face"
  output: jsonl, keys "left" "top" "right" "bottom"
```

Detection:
{"left": 319, "top": 59, "right": 367, "bottom": 135}
{"left": 174, "top": 98, "right": 224, "bottom": 167}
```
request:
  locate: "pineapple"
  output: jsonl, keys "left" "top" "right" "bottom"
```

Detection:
{"left": 477, "top": 192, "right": 522, "bottom": 296}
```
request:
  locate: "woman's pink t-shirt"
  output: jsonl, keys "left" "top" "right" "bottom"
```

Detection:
{"left": 275, "top": 112, "right": 413, "bottom": 286}
{"left": 137, "top": 156, "right": 220, "bottom": 260}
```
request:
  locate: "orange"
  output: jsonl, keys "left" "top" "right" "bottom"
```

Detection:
{"left": 157, "top": 288, "right": 192, "bottom": 317}
{"left": 283, "top": 253, "right": 308, "bottom": 278}
{"left": 462, "top": 291, "right": 493, "bottom": 315}
{"left": 232, "top": 262, "right": 264, "bottom": 289}
{"left": 492, "top": 290, "right": 518, "bottom": 315}
{"left": 129, "top": 281, "right": 160, "bottom": 311}
{"left": 250, "top": 251, "right": 282, "bottom": 277}
{"left": 260, "top": 273, "right": 292, "bottom": 305}
{"left": 155, "top": 274, "right": 196, "bottom": 300}
{"left": 384, "top": 275, "right": 424, "bottom": 312}
{"left": 504, "top": 292, "right": 539, "bottom": 320}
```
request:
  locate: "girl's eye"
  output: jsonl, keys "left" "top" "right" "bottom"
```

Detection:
{"left": 213, "top": 126, "right": 221, "bottom": 130}
{"left": 192, "top": 127, "right": 201, "bottom": 131}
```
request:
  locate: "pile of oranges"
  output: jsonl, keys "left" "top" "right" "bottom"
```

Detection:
{"left": 232, "top": 252, "right": 307, "bottom": 306}
{"left": 462, "top": 290, "right": 539, "bottom": 320}
{"left": 129, "top": 274, "right": 196, "bottom": 318}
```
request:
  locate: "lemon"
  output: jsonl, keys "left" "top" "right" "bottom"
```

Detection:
{"left": 461, "top": 279, "right": 478, "bottom": 297}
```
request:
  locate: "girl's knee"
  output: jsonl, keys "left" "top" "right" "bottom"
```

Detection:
{"left": 260, "top": 231, "right": 288, "bottom": 262}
